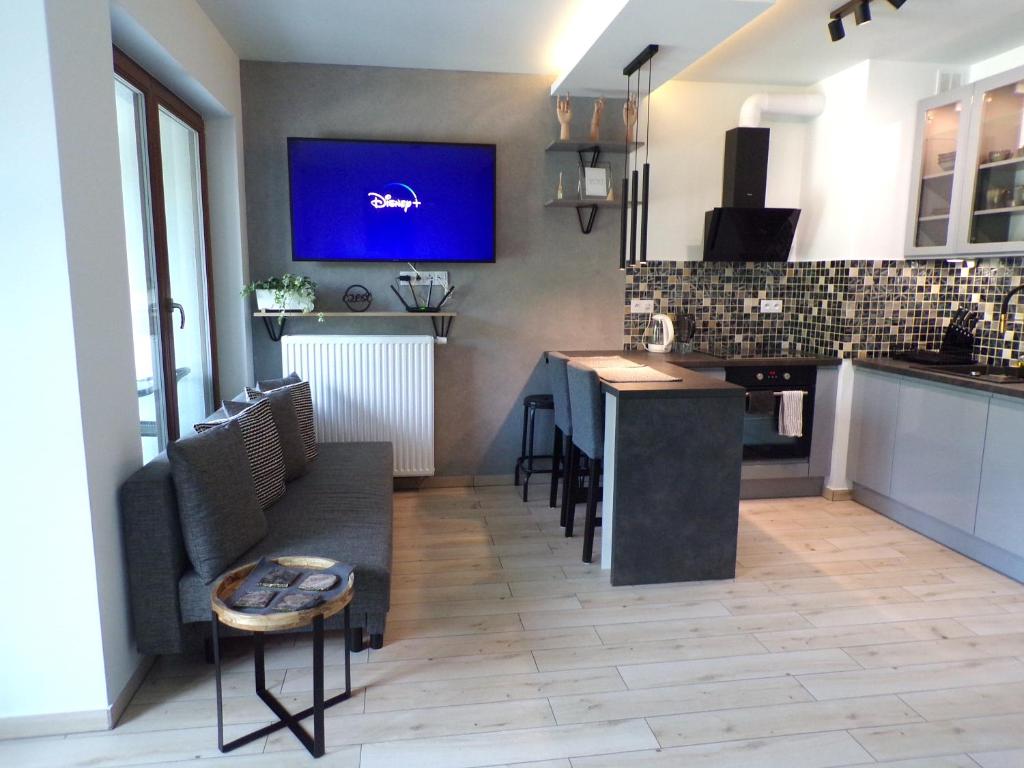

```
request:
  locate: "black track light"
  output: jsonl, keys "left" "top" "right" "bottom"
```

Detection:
{"left": 854, "top": 0, "right": 871, "bottom": 25}
{"left": 887, "top": 0, "right": 907, "bottom": 7}
{"left": 828, "top": 16, "right": 845, "bottom": 41}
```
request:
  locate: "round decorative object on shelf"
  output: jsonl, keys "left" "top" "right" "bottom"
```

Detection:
{"left": 343, "top": 284, "right": 373, "bottom": 312}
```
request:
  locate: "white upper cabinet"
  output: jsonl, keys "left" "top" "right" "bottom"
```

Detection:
{"left": 905, "top": 88, "right": 972, "bottom": 257}
{"left": 906, "top": 64, "right": 1024, "bottom": 258}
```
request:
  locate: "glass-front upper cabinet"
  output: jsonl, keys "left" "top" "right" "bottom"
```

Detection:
{"left": 906, "top": 90, "right": 971, "bottom": 256}
{"left": 963, "top": 69, "right": 1024, "bottom": 252}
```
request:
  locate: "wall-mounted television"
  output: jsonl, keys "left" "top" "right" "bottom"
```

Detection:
{"left": 288, "top": 138, "right": 496, "bottom": 263}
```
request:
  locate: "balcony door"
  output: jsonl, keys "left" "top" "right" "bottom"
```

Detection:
{"left": 114, "top": 49, "right": 217, "bottom": 459}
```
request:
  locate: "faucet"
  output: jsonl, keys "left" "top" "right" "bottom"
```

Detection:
{"left": 1000, "top": 284, "right": 1024, "bottom": 333}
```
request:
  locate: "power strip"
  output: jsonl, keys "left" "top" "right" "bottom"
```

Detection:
{"left": 399, "top": 270, "right": 448, "bottom": 288}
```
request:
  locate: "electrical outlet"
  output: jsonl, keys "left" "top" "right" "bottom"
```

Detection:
{"left": 760, "top": 299, "right": 783, "bottom": 314}
{"left": 630, "top": 298, "right": 655, "bottom": 314}
{"left": 399, "top": 270, "right": 448, "bottom": 288}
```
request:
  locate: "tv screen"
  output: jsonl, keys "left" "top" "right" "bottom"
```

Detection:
{"left": 288, "top": 138, "right": 496, "bottom": 263}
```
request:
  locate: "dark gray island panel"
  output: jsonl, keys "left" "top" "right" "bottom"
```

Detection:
{"left": 607, "top": 389, "right": 744, "bottom": 586}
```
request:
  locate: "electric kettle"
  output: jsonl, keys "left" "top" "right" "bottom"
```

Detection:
{"left": 643, "top": 313, "right": 675, "bottom": 353}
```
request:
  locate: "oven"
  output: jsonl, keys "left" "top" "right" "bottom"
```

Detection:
{"left": 725, "top": 365, "right": 816, "bottom": 460}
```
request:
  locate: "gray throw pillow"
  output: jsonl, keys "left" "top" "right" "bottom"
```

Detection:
{"left": 195, "top": 398, "right": 286, "bottom": 509}
{"left": 225, "top": 389, "right": 307, "bottom": 481}
{"left": 167, "top": 420, "right": 267, "bottom": 584}
{"left": 247, "top": 373, "right": 318, "bottom": 462}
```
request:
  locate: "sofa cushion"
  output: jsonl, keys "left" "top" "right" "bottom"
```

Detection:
{"left": 225, "top": 389, "right": 307, "bottom": 482}
{"left": 196, "top": 398, "right": 286, "bottom": 509}
{"left": 248, "top": 373, "right": 317, "bottom": 462}
{"left": 178, "top": 442, "right": 393, "bottom": 623}
{"left": 167, "top": 421, "right": 267, "bottom": 584}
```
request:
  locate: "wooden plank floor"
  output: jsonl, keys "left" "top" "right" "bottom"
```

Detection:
{"left": 5, "top": 486, "right": 1024, "bottom": 767}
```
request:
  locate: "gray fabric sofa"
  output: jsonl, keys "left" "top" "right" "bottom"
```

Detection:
{"left": 120, "top": 442, "right": 393, "bottom": 655}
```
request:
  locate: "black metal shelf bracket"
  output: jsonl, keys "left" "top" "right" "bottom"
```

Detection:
{"left": 576, "top": 146, "right": 602, "bottom": 235}
{"left": 264, "top": 316, "right": 286, "bottom": 342}
{"left": 576, "top": 206, "right": 599, "bottom": 234}
{"left": 430, "top": 315, "right": 454, "bottom": 340}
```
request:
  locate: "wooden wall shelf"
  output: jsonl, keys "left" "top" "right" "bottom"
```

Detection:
{"left": 254, "top": 311, "right": 457, "bottom": 342}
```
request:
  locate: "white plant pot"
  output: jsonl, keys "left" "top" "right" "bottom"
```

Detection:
{"left": 255, "top": 289, "right": 312, "bottom": 312}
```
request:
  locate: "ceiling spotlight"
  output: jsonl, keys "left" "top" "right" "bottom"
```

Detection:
{"left": 828, "top": 17, "right": 845, "bottom": 41}
{"left": 887, "top": 0, "right": 907, "bottom": 7}
{"left": 854, "top": 1, "right": 872, "bottom": 25}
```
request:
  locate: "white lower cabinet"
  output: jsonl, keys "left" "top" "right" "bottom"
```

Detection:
{"left": 849, "top": 369, "right": 900, "bottom": 495}
{"left": 976, "top": 397, "right": 1024, "bottom": 559}
{"left": 890, "top": 379, "right": 989, "bottom": 534}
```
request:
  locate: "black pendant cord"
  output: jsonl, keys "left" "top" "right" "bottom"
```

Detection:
{"left": 639, "top": 56, "right": 652, "bottom": 264}
{"left": 619, "top": 70, "right": 632, "bottom": 270}
{"left": 629, "top": 69, "right": 640, "bottom": 266}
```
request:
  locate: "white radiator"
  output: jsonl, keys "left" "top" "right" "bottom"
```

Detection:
{"left": 282, "top": 335, "right": 435, "bottom": 476}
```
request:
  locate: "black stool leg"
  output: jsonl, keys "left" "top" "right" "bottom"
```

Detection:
{"left": 549, "top": 425, "right": 562, "bottom": 509}
{"left": 515, "top": 400, "right": 529, "bottom": 487}
{"left": 559, "top": 433, "right": 572, "bottom": 527}
{"left": 522, "top": 402, "right": 537, "bottom": 502}
{"left": 565, "top": 447, "right": 582, "bottom": 537}
{"left": 349, "top": 625, "right": 365, "bottom": 653}
{"left": 582, "top": 458, "right": 602, "bottom": 563}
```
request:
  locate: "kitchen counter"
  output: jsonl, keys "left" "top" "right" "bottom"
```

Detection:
{"left": 548, "top": 350, "right": 745, "bottom": 586}
{"left": 854, "top": 357, "right": 1024, "bottom": 400}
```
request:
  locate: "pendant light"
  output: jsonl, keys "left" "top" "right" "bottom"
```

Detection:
{"left": 618, "top": 44, "right": 658, "bottom": 270}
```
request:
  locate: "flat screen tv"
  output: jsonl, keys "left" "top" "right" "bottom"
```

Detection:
{"left": 288, "top": 138, "right": 496, "bottom": 263}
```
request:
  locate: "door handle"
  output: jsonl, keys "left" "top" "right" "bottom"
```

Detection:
{"left": 169, "top": 301, "right": 185, "bottom": 330}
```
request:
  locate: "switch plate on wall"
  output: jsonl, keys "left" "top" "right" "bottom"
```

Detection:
{"left": 760, "top": 299, "right": 783, "bottom": 314}
{"left": 399, "top": 270, "right": 448, "bottom": 288}
{"left": 630, "top": 298, "right": 655, "bottom": 314}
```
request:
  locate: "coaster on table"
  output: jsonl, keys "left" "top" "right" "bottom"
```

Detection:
{"left": 273, "top": 592, "right": 321, "bottom": 612}
{"left": 232, "top": 589, "right": 275, "bottom": 609}
{"left": 259, "top": 565, "right": 300, "bottom": 589}
{"left": 298, "top": 573, "right": 339, "bottom": 592}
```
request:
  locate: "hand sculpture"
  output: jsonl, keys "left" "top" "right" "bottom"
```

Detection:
{"left": 589, "top": 97, "right": 605, "bottom": 141}
{"left": 623, "top": 94, "right": 638, "bottom": 144}
{"left": 556, "top": 95, "right": 572, "bottom": 141}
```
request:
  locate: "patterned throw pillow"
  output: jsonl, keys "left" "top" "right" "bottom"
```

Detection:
{"left": 195, "top": 398, "right": 286, "bottom": 509}
{"left": 247, "top": 373, "right": 318, "bottom": 462}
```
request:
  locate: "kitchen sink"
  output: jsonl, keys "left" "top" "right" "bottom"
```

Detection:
{"left": 928, "top": 364, "right": 1024, "bottom": 384}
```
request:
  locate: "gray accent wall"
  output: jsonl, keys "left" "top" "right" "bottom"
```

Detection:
{"left": 240, "top": 62, "right": 625, "bottom": 477}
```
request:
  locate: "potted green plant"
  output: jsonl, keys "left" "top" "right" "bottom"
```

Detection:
{"left": 241, "top": 274, "right": 317, "bottom": 313}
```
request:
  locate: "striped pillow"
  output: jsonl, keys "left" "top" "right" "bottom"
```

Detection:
{"left": 247, "top": 375, "right": 318, "bottom": 462}
{"left": 195, "top": 398, "right": 286, "bottom": 509}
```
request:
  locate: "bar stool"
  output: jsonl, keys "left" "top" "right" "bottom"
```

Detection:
{"left": 566, "top": 362, "right": 605, "bottom": 563}
{"left": 513, "top": 393, "right": 554, "bottom": 502}
{"left": 547, "top": 354, "right": 574, "bottom": 524}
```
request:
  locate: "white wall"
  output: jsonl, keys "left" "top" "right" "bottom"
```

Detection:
{"left": 970, "top": 43, "right": 1024, "bottom": 83}
{"left": 0, "top": 0, "right": 133, "bottom": 730}
{"left": 111, "top": 0, "right": 253, "bottom": 397}
{"left": 643, "top": 80, "right": 808, "bottom": 261}
{"left": 795, "top": 60, "right": 940, "bottom": 262}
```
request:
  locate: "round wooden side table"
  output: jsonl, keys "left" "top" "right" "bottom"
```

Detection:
{"left": 210, "top": 555, "right": 355, "bottom": 758}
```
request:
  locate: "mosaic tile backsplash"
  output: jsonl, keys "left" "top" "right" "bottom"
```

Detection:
{"left": 624, "top": 259, "right": 1024, "bottom": 364}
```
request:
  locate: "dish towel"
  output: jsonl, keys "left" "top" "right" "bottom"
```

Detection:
{"left": 778, "top": 391, "right": 804, "bottom": 438}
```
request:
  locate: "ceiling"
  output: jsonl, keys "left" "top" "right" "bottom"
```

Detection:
{"left": 681, "top": 0, "right": 1024, "bottom": 85}
{"left": 198, "top": 0, "right": 1024, "bottom": 90}
{"left": 196, "top": 0, "right": 583, "bottom": 76}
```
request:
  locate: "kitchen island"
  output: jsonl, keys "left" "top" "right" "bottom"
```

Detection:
{"left": 548, "top": 351, "right": 745, "bottom": 586}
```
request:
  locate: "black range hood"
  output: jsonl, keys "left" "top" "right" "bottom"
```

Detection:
{"left": 703, "top": 127, "right": 799, "bottom": 262}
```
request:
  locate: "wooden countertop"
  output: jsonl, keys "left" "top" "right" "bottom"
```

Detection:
{"left": 547, "top": 350, "right": 743, "bottom": 400}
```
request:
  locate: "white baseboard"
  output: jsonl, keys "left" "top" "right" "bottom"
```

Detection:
{"left": 108, "top": 655, "right": 154, "bottom": 728}
{"left": 0, "top": 655, "right": 152, "bottom": 739}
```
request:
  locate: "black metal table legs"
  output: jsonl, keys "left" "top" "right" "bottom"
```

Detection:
{"left": 212, "top": 605, "right": 352, "bottom": 758}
